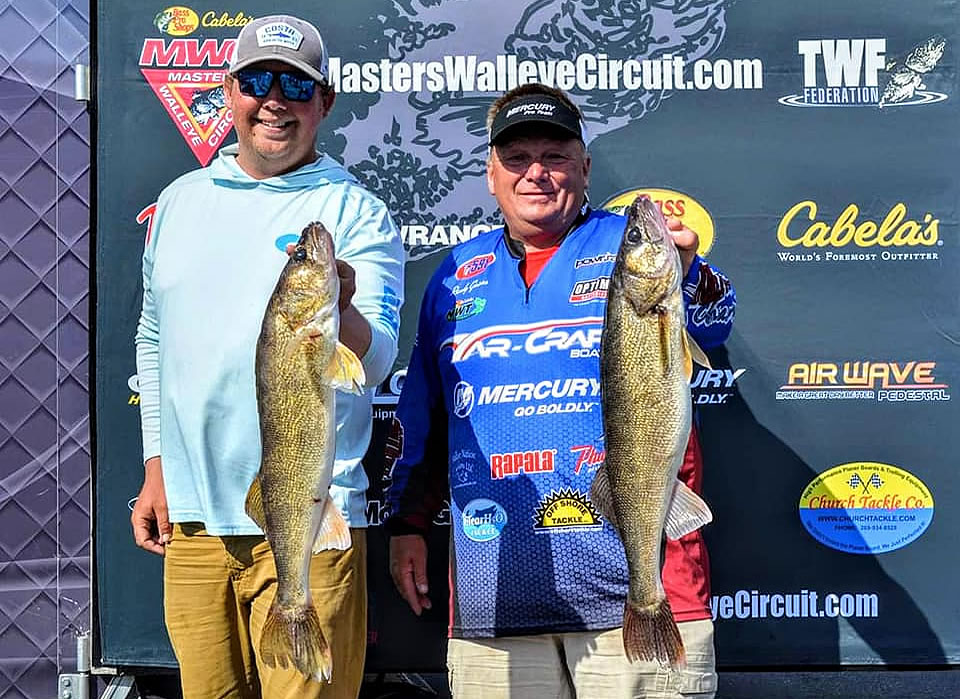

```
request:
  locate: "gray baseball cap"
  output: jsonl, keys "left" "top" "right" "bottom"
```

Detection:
{"left": 228, "top": 15, "right": 329, "bottom": 83}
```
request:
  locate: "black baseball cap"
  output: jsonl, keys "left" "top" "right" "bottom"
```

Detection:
{"left": 488, "top": 94, "right": 583, "bottom": 145}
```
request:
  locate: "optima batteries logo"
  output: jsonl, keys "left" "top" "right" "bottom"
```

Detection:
{"left": 780, "top": 36, "right": 947, "bottom": 108}
{"left": 777, "top": 361, "right": 950, "bottom": 402}
{"left": 799, "top": 462, "right": 934, "bottom": 554}
{"left": 602, "top": 188, "right": 715, "bottom": 256}
{"left": 775, "top": 201, "right": 941, "bottom": 263}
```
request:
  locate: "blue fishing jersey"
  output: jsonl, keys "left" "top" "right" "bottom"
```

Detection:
{"left": 386, "top": 208, "right": 736, "bottom": 638}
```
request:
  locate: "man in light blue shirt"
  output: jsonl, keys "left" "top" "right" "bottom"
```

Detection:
{"left": 130, "top": 14, "right": 403, "bottom": 698}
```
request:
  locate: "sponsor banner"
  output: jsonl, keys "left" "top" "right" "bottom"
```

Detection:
{"left": 777, "top": 361, "right": 950, "bottom": 402}
{"left": 533, "top": 488, "right": 603, "bottom": 533}
{"left": 712, "top": 589, "right": 879, "bottom": 621}
{"left": 780, "top": 36, "right": 948, "bottom": 108}
{"left": 691, "top": 367, "right": 745, "bottom": 406}
{"left": 798, "top": 462, "right": 934, "bottom": 554}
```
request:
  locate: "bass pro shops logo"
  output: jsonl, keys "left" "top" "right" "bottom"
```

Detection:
{"left": 139, "top": 32, "right": 238, "bottom": 165}
{"left": 780, "top": 36, "right": 948, "bottom": 108}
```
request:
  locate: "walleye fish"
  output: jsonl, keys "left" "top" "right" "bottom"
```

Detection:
{"left": 246, "top": 222, "right": 366, "bottom": 682}
{"left": 592, "top": 196, "right": 713, "bottom": 667}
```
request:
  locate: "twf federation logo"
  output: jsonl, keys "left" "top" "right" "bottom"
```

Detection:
{"left": 780, "top": 36, "right": 948, "bottom": 108}
{"left": 139, "top": 37, "right": 237, "bottom": 164}
{"left": 776, "top": 361, "right": 950, "bottom": 402}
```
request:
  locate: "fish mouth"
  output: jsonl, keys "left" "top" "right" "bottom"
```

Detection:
{"left": 625, "top": 196, "right": 667, "bottom": 245}
{"left": 293, "top": 223, "right": 335, "bottom": 265}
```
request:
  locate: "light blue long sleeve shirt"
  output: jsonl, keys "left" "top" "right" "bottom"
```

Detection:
{"left": 135, "top": 145, "right": 404, "bottom": 533}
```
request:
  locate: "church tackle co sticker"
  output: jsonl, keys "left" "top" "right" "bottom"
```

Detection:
{"left": 139, "top": 37, "right": 237, "bottom": 165}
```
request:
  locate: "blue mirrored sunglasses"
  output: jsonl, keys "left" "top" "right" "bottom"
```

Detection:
{"left": 234, "top": 68, "right": 317, "bottom": 102}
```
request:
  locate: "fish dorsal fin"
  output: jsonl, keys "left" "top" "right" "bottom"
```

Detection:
{"left": 589, "top": 464, "right": 620, "bottom": 535}
{"left": 664, "top": 479, "right": 713, "bottom": 540}
{"left": 313, "top": 495, "right": 352, "bottom": 553}
{"left": 683, "top": 329, "right": 712, "bottom": 373}
{"left": 324, "top": 341, "right": 366, "bottom": 395}
{"left": 245, "top": 474, "right": 267, "bottom": 532}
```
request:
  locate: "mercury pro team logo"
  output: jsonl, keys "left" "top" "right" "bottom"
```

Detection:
{"left": 779, "top": 36, "right": 948, "bottom": 108}
{"left": 139, "top": 35, "right": 237, "bottom": 164}
{"left": 602, "top": 188, "right": 716, "bottom": 256}
{"left": 533, "top": 488, "right": 603, "bottom": 533}
{"left": 799, "top": 462, "right": 934, "bottom": 554}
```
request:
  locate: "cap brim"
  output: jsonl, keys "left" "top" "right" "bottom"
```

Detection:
{"left": 490, "top": 118, "right": 582, "bottom": 145}
{"left": 229, "top": 53, "right": 326, "bottom": 84}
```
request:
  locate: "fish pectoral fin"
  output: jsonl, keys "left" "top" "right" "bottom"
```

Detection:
{"left": 245, "top": 474, "right": 267, "bottom": 532}
{"left": 324, "top": 341, "right": 366, "bottom": 395}
{"left": 663, "top": 479, "right": 713, "bottom": 540}
{"left": 683, "top": 329, "right": 712, "bottom": 371}
{"left": 312, "top": 495, "right": 352, "bottom": 553}
{"left": 282, "top": 326, "right": 311, "bottom": 362}
{"left": 589, "top": 464, "right": 621, "bottom": 534}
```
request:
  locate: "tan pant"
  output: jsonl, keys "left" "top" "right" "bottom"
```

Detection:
{"left": 163, "top": 524, "right": 367, "bottom": 699}
{"left": 447, "top": 619, "right": 716, "bottom": 699}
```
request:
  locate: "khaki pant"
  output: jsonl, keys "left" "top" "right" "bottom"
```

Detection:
{"left": 163, "top": 524, "right": 367, "bottom": 699}
{"left": 447, "top": 619, "right": 716, "bottom": 699}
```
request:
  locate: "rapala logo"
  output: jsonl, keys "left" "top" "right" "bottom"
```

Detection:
{"left": 780, "top": 36, "right": 948, "bottom": 108}
{"left": 490, "top": 449, "right": 557, "bottom": 480}
{"left": 776, "top": 201, "right": 941, "bottom": 262}
{"left": 139, "top": 38, "right": 237, "bottom": 165}
{"left": 777, "top": 361, "right": 950, "bottom": 403}
{"left": 455, "top": 253, "right": 495, "bottom": 280}
{"left": 443, "top": 317, "right": 603, "bottom": 363}
{"left": 569, "top": 277, "right": 609, "bottom": 304}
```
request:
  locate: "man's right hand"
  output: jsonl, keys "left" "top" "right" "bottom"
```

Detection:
{"left": 131, "top": 456, "right": 171, "bottom": 555}
{"left": 389, "top": 534, "right": 432, "bottom": 615}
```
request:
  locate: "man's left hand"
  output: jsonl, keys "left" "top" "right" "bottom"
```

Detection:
{"left": 666, "top": 217, "right": 699, "bottom": 276}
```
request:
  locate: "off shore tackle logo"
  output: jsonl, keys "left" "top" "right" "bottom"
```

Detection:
{"left": 533, "top": 488, "right": 603, "bottom": 533}
{"left": 602, "top": 188, "right": 716, "bottom": 256}
{"left": 140, "top": 17, "right": 240, "bottom": 165}
{"left": 775, "top": 201, "right": 942, "bottom": 263}
{"left": 799, "top": 462, "right": 934, "bottom": 554}
{"left": 776, "top": 361, "right": 950, "bottom": 402}
{"left": 780, "top": 36, "right": 948, "bottom": 108}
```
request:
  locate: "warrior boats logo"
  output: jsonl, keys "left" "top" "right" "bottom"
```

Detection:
{"left": 780, "top": 36, "right": 948, "bottom": 108}
{"left": 139, "top": 32, "right": 237, "bottom": 164}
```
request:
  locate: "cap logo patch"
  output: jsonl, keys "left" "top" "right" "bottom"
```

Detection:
{"left": 256, "top": 23, "right": 303, "bottom": 50}
{"left": 506, "top": 102, "right": 557, "bottom": 118}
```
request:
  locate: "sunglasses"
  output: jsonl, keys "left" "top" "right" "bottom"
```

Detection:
{"left": 234, "top": 68, "right": 317, "bottom": 102}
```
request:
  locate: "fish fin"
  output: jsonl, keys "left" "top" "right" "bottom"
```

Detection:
{"left": 312, "top": 495, "right": 352, "bottom": 553}
{"left": 324, "top": 341, "right": 366, "bottom": 395}
{"left": 683, "top": 329, "right": 712, "bottom": 371}
{"left": 260, "top": 599, "right": 332, "bottom": 683}
{"left": 658, "top": 308, "right": 672, "bottom": 375}
{"left": 663, "top": 479, "right": 714, "bottom": 540}
{"left": 623, "top": 598, "right": 686, "bottom": 668}
{"left": 589, "top": 465, "right": 620, "bottom": 534}
{"left": 244, "top": 474, "right": 267, "bottom": 532}
{"left": 282, "top": 326, "right": 311, "bottom": 362}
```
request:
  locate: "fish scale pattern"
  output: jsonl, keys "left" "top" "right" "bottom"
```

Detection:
{"left": 0, "top": 0, "right": 91, "bottom": 696}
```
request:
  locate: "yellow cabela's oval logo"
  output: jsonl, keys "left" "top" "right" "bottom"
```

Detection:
{"left": 778, "top": 201, "right": 940, "bottom": 248}
{"left": 154, "top": 6, "right": 199, "bottom": 36}
{"left": 601, "top": 188, "right": 715, "bottom": 256}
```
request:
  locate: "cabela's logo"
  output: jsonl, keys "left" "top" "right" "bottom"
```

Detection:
{"left": 602, "top": 188, "right": 715, "bottom": 256}
{"left": 139, "top": 37, "right": 237, "bottom": 164}
{"left": 776, "top": 201, "right": 941, "bottom": 263}
{"left": 780, "top": 36, "right": 948, "bottom": 108}
{"left": 533, "top": 488, "right": 603, "bottom": 533}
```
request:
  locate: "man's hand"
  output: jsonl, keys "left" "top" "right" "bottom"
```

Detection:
{"left": 389, "top": 534, "right": 432, "bottom": 615}
{"left": 666, "top": 217, "right": 699, "bottom": 277}
{"left": 131, "top": 456, "right": 171, "bottom": 555}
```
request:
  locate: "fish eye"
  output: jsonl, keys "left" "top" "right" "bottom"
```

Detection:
{"left": 626, "top": 226, "right": 644, "bottom": 244}
{"left": 293, "top": 247, "right": 307, "bottom": 262}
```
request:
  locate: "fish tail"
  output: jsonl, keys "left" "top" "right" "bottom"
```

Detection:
{"left": 260, "top": 598, "right": 332, "bottom": 683}
{"left": 622, "top": 597, "right": 685, "bottom": 668}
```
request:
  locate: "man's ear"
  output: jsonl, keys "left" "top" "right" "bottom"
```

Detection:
{"left": 319, "top": 88, "right": 336, "bottom": 119}
{"left": 223, "top": 73, "right": 235, "bottom": 110}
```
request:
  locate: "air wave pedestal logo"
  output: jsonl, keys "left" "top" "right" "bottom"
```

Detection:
{"left": 799, "top": 462, "right": 934, "bottom": 554}
{"left": 780, "top": 36, "right": 947, "bottom": 108}
{"left": 139, "top": 36, "right": 237, "bottom": 164}
{"left": 777, "top": 360, "right": 950, "bottom": 402}
{"left": 602, "top": 188, "right": 716, "bottom": 256}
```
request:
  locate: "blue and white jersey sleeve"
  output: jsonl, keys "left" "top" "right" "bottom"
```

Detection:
{"left": 681, "top": 255, "right": 736, "bottom": 349}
